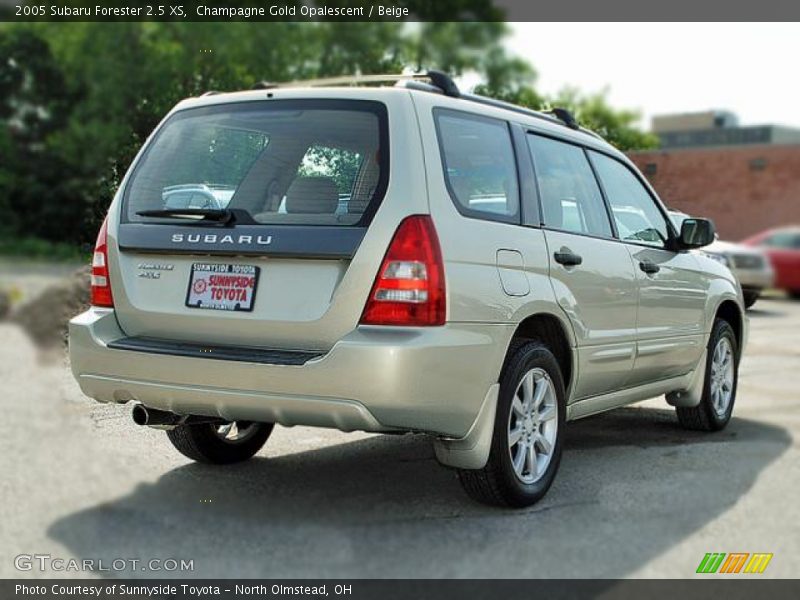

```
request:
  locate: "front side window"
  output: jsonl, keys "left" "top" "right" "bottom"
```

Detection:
{"left": 589, "top": 151, "right": 670, "bottom": 247}
{"left": 123, "top": 100, "right": 387, "bottom": 226}
{"left": 527, "top": 134, "right": 612, "bottom": 237}
{"left": 435, "top": 110, "right": 520, "bottom": 222}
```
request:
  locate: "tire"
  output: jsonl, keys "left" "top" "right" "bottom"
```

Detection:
{"left": 676, "top": 319, "right": 738, "bottom": 431}
{"left": 790, "top": 291, "right": 800, "bottom": 301}
{"left": 742, "top": 290, "right": 760, "bottom": 309}
{"left": 166, "top": 420, "right": 274, "bottom": 464}
{"left": 458, "top": 341, "right": 566, "bottom": 508}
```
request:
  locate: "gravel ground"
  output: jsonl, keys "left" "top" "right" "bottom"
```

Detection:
{"left": 0, "top": 282, "right": 797, "bottom": 579}
{"left": 0, "top": 259, "right": 84, "bottom": 307}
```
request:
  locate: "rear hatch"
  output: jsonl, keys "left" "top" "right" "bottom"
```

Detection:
{"left": 108, "top": 96, "right": 398, "bottom": 352}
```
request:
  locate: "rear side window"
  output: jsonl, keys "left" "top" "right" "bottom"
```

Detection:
{"left": 123, "top": 100, "right": 387, "bottom": 226}
{"left": 435, "top": 110, "right": 520, "bottom": 223}
{"left": 527, "top": 134, "right": 612, "bottom": 238}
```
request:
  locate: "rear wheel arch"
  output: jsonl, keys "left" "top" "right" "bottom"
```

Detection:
{"left": 432, "top": 313, "right": 574, "bottom": 472}
{"left": 457, "top": 340, "right": 567, "bottom": 506}
{"left": 507, "top": 313, "right": 574, "bottom": 398}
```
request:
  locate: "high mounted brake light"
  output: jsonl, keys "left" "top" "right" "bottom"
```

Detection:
{"left": 360, "top": 215, "right": 446, "bottom": 326}
{"left": 90, "top": 217, "right": 114, "bottom": 308}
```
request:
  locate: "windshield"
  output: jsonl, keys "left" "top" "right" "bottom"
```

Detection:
{"left": 123, "top": 100, "right": 387, "bottom": 226}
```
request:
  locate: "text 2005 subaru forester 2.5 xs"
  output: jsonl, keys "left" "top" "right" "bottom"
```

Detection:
{"left": 69, "top": 72, "right": 746, "bottom": 507}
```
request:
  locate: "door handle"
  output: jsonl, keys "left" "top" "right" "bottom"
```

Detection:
{"left": 639, "top": 260, "right": 660, "bottom": 275}
{"left": 554, "top": 250, "right": 583, "bottom": 267}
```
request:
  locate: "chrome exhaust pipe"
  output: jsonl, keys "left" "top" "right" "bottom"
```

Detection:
{"left": 131, "top": 404, "right": 181, "bottom": 428}
{"left": 131, "top": 404, "right": 226, "bottom": 430}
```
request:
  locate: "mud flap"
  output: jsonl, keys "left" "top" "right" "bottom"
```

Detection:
{"left": 433, "top": 384, "right": 499, "bottom": 469}
{"left": 666, "top": 349, "right": 707, "bottom": 408}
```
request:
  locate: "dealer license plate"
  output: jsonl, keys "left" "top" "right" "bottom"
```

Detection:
{"left": 186, "top": 263, "right": 259, "bottom": 312}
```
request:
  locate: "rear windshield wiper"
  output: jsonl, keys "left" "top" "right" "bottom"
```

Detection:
{"left": 136, "top": 208, "right": 235, "bottom": 225}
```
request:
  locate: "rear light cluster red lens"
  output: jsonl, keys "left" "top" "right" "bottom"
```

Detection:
{"left": 360, "top": 215, "right": 446, "bottom": 326}
{"left": 90, "top": 217, "right": 114, "bottom": 308}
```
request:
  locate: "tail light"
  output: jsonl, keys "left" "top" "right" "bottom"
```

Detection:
{"left": 90, "top": 217, "right": 114, "bottom": 307}
{"left": 360, "top": 215, "right": 445, "bottom": 326}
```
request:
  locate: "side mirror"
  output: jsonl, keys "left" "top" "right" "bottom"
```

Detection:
{"left": 679, "top": 218, "right": 716, "bottom": 249}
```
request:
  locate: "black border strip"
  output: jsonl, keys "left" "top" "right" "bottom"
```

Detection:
{"left": 6, "top": 1, "right": 800, "bottom": 22}
{"left": 106, "top": 336, "right": 323, "bottom": 366}
{"left": 4, "top": 579, "right": 800, "bottom": 599}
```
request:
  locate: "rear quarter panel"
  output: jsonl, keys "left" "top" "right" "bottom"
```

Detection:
{"left": 410, "top": 92, "right": 576, "bottom": 392}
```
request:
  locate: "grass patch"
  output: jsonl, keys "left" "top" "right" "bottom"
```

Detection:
{"left": 0, "top": 235, "right": 89, "bottom": 263}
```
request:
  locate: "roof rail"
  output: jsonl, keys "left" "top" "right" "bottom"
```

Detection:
{"left": 460, "top": 93, "right": 601, "bottom": 139}
{"left": 251, "top": 71, "right": 460, "bottom": 97}
{"left": 426, "top": 70, "right": 460, "bottom": 97}
{"left": 547, "top": 107, "right": 604, "bottom": 139}
{"left": 248, "top": 70, "right": 600, "bottom": 140}
{"left": 548, "top": 107, "right": 579, "bottom": 130}
{"left": 460, "top": 92, "right": 562, "bottom": 126}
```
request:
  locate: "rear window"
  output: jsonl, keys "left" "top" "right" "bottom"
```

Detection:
{"left": 123, "top": 100, "right": 388, "bottom": 226}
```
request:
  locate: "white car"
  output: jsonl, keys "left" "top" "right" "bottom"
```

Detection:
{"left": 670, "top": 211, "right": 773, "bottom": 308}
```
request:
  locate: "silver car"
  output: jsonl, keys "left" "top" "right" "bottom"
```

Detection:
{"left": 69, "top": 72, "right": 746, "bottom": 507}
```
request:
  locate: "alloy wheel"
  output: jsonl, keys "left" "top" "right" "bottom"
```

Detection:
{"left": 710, "top": 337, "right": 735, "bottom": 418}
{"left": 507, "top": 368, "right": 559, "bottom": 484}
{"left": 214, "top": 421, "right": 260, "bottom": 444}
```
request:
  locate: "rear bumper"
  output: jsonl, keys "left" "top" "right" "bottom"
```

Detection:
{"left": 68, "top": 308, "right": 512, "bottom": 438}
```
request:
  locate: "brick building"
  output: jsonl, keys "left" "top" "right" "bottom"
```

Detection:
{"left": 628, "top": 111, "right": 800, "bottom": 241}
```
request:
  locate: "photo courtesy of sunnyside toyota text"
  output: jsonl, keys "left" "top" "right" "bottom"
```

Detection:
{"left": 1, "top": 0, "right": 799, "bottom": 597}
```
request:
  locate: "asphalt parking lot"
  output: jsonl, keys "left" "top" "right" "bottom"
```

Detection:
{"left": 1, "top": 288, "right": 798, "bottom": 579}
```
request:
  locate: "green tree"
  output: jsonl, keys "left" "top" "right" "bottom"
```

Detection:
{"left": 476, "top": 76, "right": 658, "bottom": 152}
{"left": 0, "top": 28, "right": 84, "bottom": 241}
{"left": 299, "top": 146, "right": 363, "bottom": 195}
{"left": 547, "top": 87, "right": 659, "bottom": 151}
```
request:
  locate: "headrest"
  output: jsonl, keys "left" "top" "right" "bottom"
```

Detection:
{"left": 285, "top": 176, "right": 338, "bottom": 214}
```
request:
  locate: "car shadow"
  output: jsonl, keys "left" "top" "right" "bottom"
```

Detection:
{"left": 48, "top": 407, "right": 790, "bottom": 578}
{"left": 747, "top": 306, "right": 787, "bottom": 318}
{"left": 746, "top": 296, "right": 793, "bottom": 318}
